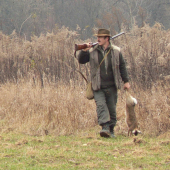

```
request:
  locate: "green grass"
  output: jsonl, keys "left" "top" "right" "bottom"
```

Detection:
{"left": 0, "top": 129, "right": 169, "bottom": 170}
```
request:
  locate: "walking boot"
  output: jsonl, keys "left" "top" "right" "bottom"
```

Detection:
{"left": 100, "top": 123, "right": 111, "bottom": 138}
{"left": 110, "top": 125, "right": 116, "bottom": 138}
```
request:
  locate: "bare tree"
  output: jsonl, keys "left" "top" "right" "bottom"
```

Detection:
{"left": 0, "top": 0, "right": 169, "bottom": 40}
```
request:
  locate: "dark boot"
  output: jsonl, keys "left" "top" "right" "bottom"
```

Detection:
{"left": 109, "top": 125, "right": 116, "bottom": 138}
{"left": 100, "top": 123, "right": 111, "bottom": 138}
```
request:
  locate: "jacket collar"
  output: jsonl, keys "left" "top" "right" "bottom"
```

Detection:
{"left": 89, "top": 42, "right": 114, "bottom": 52}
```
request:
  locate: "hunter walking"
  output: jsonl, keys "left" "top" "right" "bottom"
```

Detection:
{"left": 77, "top": 29, "right": 130, "bottom": 138}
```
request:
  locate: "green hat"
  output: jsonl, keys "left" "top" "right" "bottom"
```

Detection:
{"left": 94, "top": 28, "right": 111, "bottom": 37}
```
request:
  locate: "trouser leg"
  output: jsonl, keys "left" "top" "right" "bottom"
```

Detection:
{"left": 94, "top": 89, "right": 110, "bottom": 125}
{"left": 105, "top": 86, "right": 118, "bottom": 127}
{"left": 94, "top": 86, "right": 117, "bottom": 126}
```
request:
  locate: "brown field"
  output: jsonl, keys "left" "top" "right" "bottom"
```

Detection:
{"left": 0, "top": 23, "right": 170, "bottom": 137}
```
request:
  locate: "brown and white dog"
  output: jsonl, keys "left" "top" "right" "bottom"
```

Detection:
{"left": 125, "top": 90, "right": 141, "bottom": 136}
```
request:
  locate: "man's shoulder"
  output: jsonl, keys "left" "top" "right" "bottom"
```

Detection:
{"left": 111, "top": 44, "right": 120, "bottom": 52}
{"left": 89, "top": 44, "right": 99, "bottom": 53}
{"left": 89, "top": 44, "right": 121, "bottom": 53}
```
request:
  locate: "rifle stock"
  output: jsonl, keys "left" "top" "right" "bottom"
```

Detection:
{"left": 74, "top": 32, "right": 125, "bottom": 57}
{"left": 75, "top": 44, "right": 88, "bottom": 51}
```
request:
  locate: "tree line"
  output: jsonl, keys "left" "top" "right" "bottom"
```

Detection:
{"left": 0, "top": 0, "right": 169, "bottom": 39}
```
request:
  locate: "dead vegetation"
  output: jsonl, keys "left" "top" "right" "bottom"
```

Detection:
{"left": 0, "top": 23, "right": 169, "bottom": 137}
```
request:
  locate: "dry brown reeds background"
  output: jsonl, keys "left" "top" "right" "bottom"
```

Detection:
{"left": 0, "top": 23, "right": 170, "bottom": 136}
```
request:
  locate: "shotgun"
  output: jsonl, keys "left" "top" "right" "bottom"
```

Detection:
{"left": 74, "top": 32, "right": 125, "bottom": 57}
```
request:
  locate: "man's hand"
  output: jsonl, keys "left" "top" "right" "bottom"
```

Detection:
{"left": 82, "top": 42, "right": 92, "bottom": 51}
{"left": 124, "top": 82, "right": 130, "bottom": 90}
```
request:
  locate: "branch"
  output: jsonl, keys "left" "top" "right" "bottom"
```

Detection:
{"left": 19, "top": 14, "right": 32, "bottom": 36}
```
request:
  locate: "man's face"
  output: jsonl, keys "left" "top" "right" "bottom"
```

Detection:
{"left": 97, "top": 36, "right": 109, "bottom": 46}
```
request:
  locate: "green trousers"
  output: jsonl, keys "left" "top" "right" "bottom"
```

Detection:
{"left": 94, "top": 86, "right": 118, "bottom": 127}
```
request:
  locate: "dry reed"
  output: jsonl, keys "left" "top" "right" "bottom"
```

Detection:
{"left": 0, "top": 23, "right": 169, "bottom": 136}
{"left": 0, "top": 81, "right": 96, "bottom": 136}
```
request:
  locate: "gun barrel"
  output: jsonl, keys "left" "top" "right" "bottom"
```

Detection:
{"left": 110, "top": 32, "right": 125, "bottom": 40}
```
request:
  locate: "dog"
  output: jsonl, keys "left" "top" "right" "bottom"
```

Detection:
{"left": 125, "top": 90, "right": 141, "bottom": 136}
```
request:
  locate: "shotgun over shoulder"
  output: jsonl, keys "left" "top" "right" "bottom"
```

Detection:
{"left": 74, "top": 32, "right": 125, "bottom": 57}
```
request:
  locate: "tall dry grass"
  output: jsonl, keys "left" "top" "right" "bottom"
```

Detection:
{"left": 0, "top": 81, "right": 96, "bottom": 136}
{"left": 0, "top": 23, "right": 169, "bottom": 136}
{"left": 115, "top": 23, "right": 170, "bottom": 136}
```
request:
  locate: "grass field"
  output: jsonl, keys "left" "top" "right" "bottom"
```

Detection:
{"left": 0, "top": 24, "right": 170, "bottom": 170}
{"left": 0, "top": 127, "right": 169, "bottom": 170}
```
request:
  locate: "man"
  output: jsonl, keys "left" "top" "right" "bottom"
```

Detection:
{"left": 77, "top": 28, "right": 130, "bottom": 138}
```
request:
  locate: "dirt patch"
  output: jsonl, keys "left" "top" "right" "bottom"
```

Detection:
{"left": 133, "top": 137, "right": 147, "bottom": 145}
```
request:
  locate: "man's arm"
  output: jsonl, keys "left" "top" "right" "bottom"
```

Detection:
{"left": 119, "top": 52, "right": 130, "bottom": 89}
{"left": 77, "top": 42, "right": 92, "bottom": 64}
{"left": 78, "top": 50, "right": 90, "bottom": 64}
